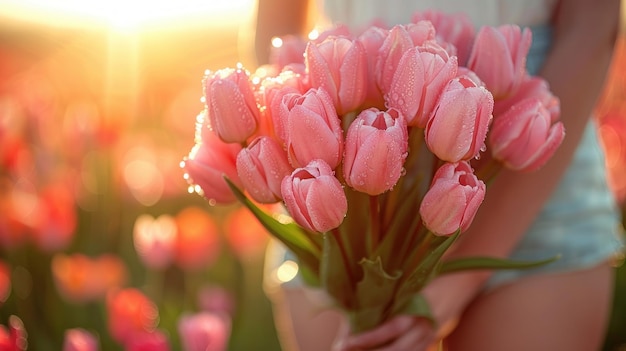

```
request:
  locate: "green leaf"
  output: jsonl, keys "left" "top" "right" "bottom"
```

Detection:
{"left": 320, "top": 233, "right": 354, "bottom": 310}
{"left": 396, "top": 231, "right": 460, "bottom": 299}
{"left": 356, "top": 257, "right": 401, "bottom": 309}
{"left": 225, "top": 176, "right": 320, "bottom": 274}
{"left": 439, "top": 255, "right": 561, "bottom": 275}
{"left": 345, "top": 257, "right": 402, "bottom": 333}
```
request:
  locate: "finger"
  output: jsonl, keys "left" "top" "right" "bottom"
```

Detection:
{"left": 373, "top": 320, "right": 436, "bottom": 351}
{"left": 341, "top": 316, "right": 417, "bottom": 349}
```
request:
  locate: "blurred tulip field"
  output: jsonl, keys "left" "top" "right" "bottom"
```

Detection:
{"left": 0, "top": 1, "right": 625, "bottom": 350}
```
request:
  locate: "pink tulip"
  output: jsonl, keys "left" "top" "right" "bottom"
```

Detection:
{"left": 203, "top": 67, "right": 261, "bottom": 143}
{"left": 489, "top": 98, "right": 565, "bottom": 172}
{"left": 356, "top": 26, "right": 389, "bottom": 109}
{"left": 305, "top": 36, "right": 368, "bottom": 115}
{"left": 493, "top": 75, "right": 560, "bottom": 121}
{"left": 125, "top": 330, "right": 170, "bottom": 351}
{"left": 182, "top": 121, "right": 242, "bottom": 204}
{"left": 282, "top": 88, "right": 344, "bottom": 169}
{"left": 269, "top": 34, "right": 307, "bottom": 69}
{"left": 376, "top": 22, "right": 437, "bottom": 95}
{"left": 343, "top": 108, "right": 408, "bottom": 195}
{"left": 411, "top": 11, "right": 476, "bottom": 65}
{"left": 178, "top": 312, "right": 230, "bottom": 351}
{"left": 425, "top": 76, "right": 494, "bottom": 162}
{"left": 281, "top": 159, "right": 347, "bottom": 233}
{"left": 420, "top": 162, "right": 485, "bottom": 236}
{"left": 386, "top": 45, "right": 458, "bottom": 127}
{"left": 467, "top": 25, "right": 532, "bottom": 99}
{"left": 312, "top": 23, "right": 352, "bottom": 44}
{"left": 236, "top": 136, "right": 293, "bottom": 203}
{"left": 63, "top": 329, "right": 99, "bottom": 351}
{"left": 258, "top": 70, "right": 309, "bottom": 143}
{"left": 132, "top": 214, "right": 177, "bottom": 270}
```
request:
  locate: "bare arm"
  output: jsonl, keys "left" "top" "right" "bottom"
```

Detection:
{"left": 427, "top": 0, "right": 622, "bottom": 330}
{"left": 254, "top": 0, "right": 312, "bottom": 65}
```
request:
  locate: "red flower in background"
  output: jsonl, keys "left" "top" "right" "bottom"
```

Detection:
{"left": 106, "top": 288, "right": 159, "bottom": 346}
{"left": 0, "top": 260, "right": 11, "bottom": 305}
{"left": 223, "top": 207, "right": 268, "bottom": 261}
{"left": 174, "top": 207, "right": 220, "bottom": 271}
{"left": 0, "top": 315, "right": 27, "bottom": 351}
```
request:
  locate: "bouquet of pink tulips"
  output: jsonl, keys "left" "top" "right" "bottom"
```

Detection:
{"left": 182, "top": 11, "right": 564, "bottom": 332}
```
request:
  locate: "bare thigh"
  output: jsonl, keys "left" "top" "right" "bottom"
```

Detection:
{"left": 445, "top": 262, "right": 615, "bottom": 351}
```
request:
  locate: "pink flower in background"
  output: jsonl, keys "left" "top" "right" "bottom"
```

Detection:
{"left": 376, "top": 22, "right": 437, "bottom": 94}
{"left": 425, "top": 76, "right": 494, "bottom": 162}
{"left": 236, "top": 136, "right": 293, "bottom": 203}
{"left": 203, "top": 67, "right": 260, "bottom": 143}
{"left": 343, "top": 108, "right": 408, "bottom": 195}
{"left": 306, "top": 36, "right": 368, "bottom": 115}
{"left": 282, "top": 89, "right": 344, "bottom": 169}
{"left": 467, "top": 25, "right": 532, "bottom": 99}
{"left": 63, "top": 328, "right": 99, "bottom": 351}
{"left": 386, "top": 45, "right": 458, "bottom": 127}
{"left": 0, "top": 260, "right": 10, "bottom": 305}
{"left": 106, "top": 288, "right": 159, "bottom": 346}
{"left": 125, "top": 330, "right": 170, "bottom": 351}
{"left": 182, "top": 115, "right": 242, "bottom": 204}
{"left": 178, "top": 312, "right": 230, "bottom": 351}
{"left": 411, "top": 10, "right": 476, "bottom": 65}
{"left": 133, "top": 214, "right": 177, "bottom": 270}
{"left": 197, "top": 285, "right": 236, "bottom": 317}
{"left": 281, "top": 159, "right": 347, "bottom": 233}
{"left": 489, "top": 98, "right": 565, "bottom": 172}
{"left": 420, "top": 162, "right": 486, "bottom": 236}
{"left": 174, "top": 207, "right": 220, "bottom": 270}
{"left": 0, "top": 315, "right": 27, "bottom": 351}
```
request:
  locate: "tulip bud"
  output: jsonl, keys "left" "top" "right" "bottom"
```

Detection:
{"left": 178, "top": 312, "right": 231, "bottom": 351}
{"left": 467, "top": 25, "right": 532, "bottom": 99}
{"left": 283, "top": 89, "right": 344, "bottom": 169}
{"left": 356, "top": 26, "right": 389, "bottom": 109}
{"left": 343, "top": 108, "right": 408, "bottom": 195}
{"left": 182, "top": 128, "right": 242, "bottom": 205}
{"left": 493, "top": 75, "right": 560, "bottom": 121}
{"left": 281, "top": 159, "right": 347, "bottom": 233}
{"left": 420, "top": 162, "right": 485, "bottom": 236}
{"left": 204, "top": 67, "right": 261, "bottom": 143}
{"left": 132, "top": 214, "right": 177, "bottom": 270}
{"left": 376, "top": 22, "right": 437, "bottom": 95}
{"left": 386, "top": 46, "right": 458, "bottom": 127}
{"left": 236, "top": 136, "right": 293, "bottom": 203}
{"left": 411, "top": 11, "right": 476, "bottom": 65}
{"left": 489, "top": 98, "right": 565, "bottom": 172}
{"left": 63, "top": 328, "right": 99, "bottom": 351}
{"left": 425, "top": 76, "right": 494, "bottom": 162}
{"left": 306, "top": 37, "right": 368, "bottom": 115}
{"left": 269, "top": 35, "right": 307, "bottom": 69}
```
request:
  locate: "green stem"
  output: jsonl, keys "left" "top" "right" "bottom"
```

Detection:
{"left": 368, "top": 196, "right": 381, "bottom": 254}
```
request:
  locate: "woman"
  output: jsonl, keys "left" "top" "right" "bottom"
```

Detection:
{"left": 256, "top": 1, "right": 625, "bottom": 350}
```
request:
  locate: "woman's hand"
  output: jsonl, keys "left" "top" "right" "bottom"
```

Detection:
{"left": 333, "top": 315, "right": 436, "bottom": 351}
{"left": 333, "top": 270, "right": 486, "bottom": 351}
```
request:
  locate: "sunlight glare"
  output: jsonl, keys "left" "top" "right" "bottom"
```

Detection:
{"left": 0, "top": 0, "right": 255, "bottom": 31}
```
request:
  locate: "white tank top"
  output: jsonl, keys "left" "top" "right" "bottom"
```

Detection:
{"left": 319, "top": 0, "right": 558, "bottom": 29}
